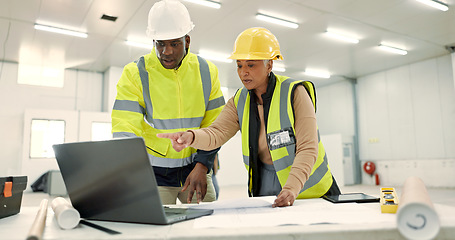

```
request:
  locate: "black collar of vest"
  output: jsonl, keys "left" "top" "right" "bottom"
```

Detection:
{"left": 247, "top": 72, "right": 277, "bottom": 197}
{"left": 247, "top": 72, "right": 277, "bottom": 105}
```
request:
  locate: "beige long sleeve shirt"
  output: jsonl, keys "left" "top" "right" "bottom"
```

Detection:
{"left": 190, "top": 85, "right": 318, "bottom": 196}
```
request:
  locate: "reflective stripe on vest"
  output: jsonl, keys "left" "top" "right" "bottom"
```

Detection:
{"left": 235, "top": 87, "right": 250, "bottom": 162}
{"left": 147, "top": 152, "right": 196, "bottom": 167}
{"left": 134, "top": 55, "right": 213, "bottom": 130}
{"left": 234, "top": 76, "right": 332, "bottom": 198}
{"left": 113, "top": 132, "right": 138, "bottom": 138}
{"left": 113, "top": 99, "right": 145, "bottom": 115}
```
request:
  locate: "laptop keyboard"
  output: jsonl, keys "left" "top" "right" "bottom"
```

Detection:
{"left": 164, "top": 207, "right": 187, "bottom": 216}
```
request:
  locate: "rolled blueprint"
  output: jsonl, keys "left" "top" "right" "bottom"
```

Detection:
{"left": 397, "top": 177, "right": 439, "bottom": 240}
{"left": 26, "top": 199, "right": 48, "bottom": 240}
{"left": 51, "top": 197, "right": 80, "bottom": 229}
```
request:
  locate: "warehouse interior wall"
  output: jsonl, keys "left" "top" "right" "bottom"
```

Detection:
{"left": 0, "top": 53, "right": 454, "bottom": 190}
{"left": 356, "top": 54, "right": 454, "bottom": 187}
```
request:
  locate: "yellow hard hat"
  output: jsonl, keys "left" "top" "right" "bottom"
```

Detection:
{"left": 229, "top": 27, "right": 283, "bottom": 60}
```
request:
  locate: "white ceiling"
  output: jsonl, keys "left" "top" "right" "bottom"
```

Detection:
{"left": 0, "top": 0, "right": 454, "bottom": 89}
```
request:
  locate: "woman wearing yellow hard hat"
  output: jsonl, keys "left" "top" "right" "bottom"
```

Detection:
{"left": 158, "top": 27, "right": 340, "bottom": 207}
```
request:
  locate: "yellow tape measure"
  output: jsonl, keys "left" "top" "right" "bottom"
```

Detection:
{"left": 380, "top": 187, "right": 399, "bottom": 213}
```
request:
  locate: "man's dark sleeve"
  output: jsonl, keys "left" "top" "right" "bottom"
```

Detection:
{"left": 193, "top": 147, "right": 220, "bottom": 173}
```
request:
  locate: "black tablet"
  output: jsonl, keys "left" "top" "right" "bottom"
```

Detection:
{"left": 322, "top": 193, "right": 380, "bottom": 203}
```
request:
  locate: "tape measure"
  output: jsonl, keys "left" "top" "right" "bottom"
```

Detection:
{"left": 380, "top": 187, "right": 399, "bottom": 213}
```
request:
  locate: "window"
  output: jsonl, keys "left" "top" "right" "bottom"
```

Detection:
{"left": 91, "top": 122, "right": 112, "bottom": 141}
{"left": 30, "top": 119, "right": 65, "bottom": 158}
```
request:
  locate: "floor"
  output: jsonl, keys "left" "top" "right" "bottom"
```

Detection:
{"left": 21, "top": 184, "right": 455, "bottom": 207}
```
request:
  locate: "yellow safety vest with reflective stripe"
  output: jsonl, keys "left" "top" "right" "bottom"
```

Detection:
{"left": 112, "top": 48, "right": 225, "bottom": 168}
{"left": 234, "top": 74, "right": 333, "bottom": 199}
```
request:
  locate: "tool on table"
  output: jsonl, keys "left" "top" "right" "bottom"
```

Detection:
{"left": 380, "top": 187, "right": 399, "bottom": 213}
{"left": 26, "top": 199, "right": 48, "bottom": 240}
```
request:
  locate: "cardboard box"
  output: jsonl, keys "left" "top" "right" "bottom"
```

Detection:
{"left": 0, "top": 176, "right": 27, "bottom": 219}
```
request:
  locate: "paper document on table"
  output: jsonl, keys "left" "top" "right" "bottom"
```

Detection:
{"left": 193, "top": 199, "right": 396, "bottom": 229}
{"left": 189, "top": 196, "right": 275, "bottom": 210}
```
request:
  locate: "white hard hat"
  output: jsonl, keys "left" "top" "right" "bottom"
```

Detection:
{"left": 146, "top": 0, "right": 195, "bottom": 40}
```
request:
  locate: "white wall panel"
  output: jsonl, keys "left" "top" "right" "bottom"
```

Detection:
{"left": 452, "top": 53, "right": 455, "bottom": 89}
{"left": 0, "top": 63, "right": 20, "bottom": 176}
{"left": 357, "top": 54, "right": 453, "bottom": 163}
{"left": 317, "top": 80, "right": 355, "bottom": 137}
{"left": 216, "top": 132, "right": 247, "bottom": 187}
{"left": 356, "top": 54, "right": 454, "bottom": 186}
{"left": 437, "top": 55, "right": 455, "bottom": 158}
{"left": 363, "top": 159, "right": 455, "bottom": 187}
{"left": 385, "top": 66, "right": 416, "bottom": 159}
{"left": 357, "top": 77, "right": 369, "bottom": 160}
{"left": 314, "top": 80, "right": 358, "bottom": 184}
{"left": 409, "top": 59, "right": 445, "bottom": 158}
{"left": 75, "top": 70, "right": 103, "bottom": 112}
{"left": 358, "top": 72, "right": 392, "bottom": 160}
{"left": 104, "top": 66, "right": 123, "bottom": 112}
{"left": 321, "top": 134, "right": 344, "bottom": 186}
{"left": 0, "top": 61, "right": 104, "bottom": 178}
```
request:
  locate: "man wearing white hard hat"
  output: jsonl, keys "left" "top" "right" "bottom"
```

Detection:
{"left": 112, "top": 0, "right": 225, "bottom": 204}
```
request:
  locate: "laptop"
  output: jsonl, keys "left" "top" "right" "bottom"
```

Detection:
{"left": 52, "top": 137, "right": 213, "bottom": 225}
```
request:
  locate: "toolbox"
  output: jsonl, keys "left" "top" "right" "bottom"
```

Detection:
{"left": 0, "top": 176, "right": 27, "bottom": 219}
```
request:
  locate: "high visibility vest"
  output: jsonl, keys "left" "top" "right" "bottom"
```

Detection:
{"left": 112, "top": 49, "right": 225, "bottom": 168}
{"left": 234, "top": 75, "right": 333, "bottom": 198}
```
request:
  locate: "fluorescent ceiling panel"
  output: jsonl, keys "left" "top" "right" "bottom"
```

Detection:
{"left": 183, "top": 0, "right": 221, "bottom": 9}
{"left": 256, "top": 13, "right": 298, "bottom": 29}
{"left": 34, "top": 24, "right": 87, "bottom": 38}
{"left": 378, "top": 44, "right": 408, "bottom": 55}
{"left": 303, "top": 69, "right": 331, "bottom": 79}
{"left": 126, "top": 40, "right": 154, "bottom": 50}
{"left": 198, "top": 50, "right": 233, "bottom": 63}
{"left": 415, "top": 0, "right": 449, "bottom": 11}
{"left": 325, "top": 31, "right": 359, "bottom": 44}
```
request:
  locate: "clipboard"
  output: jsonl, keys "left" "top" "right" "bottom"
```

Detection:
{"left": 322, "top": 193, "right": 380, "bottom": 203}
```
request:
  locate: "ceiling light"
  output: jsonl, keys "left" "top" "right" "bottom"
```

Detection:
{"left": 415, "top": 0, "right": 449, "bottom": 11}
{"left": 378, "top": 44, "right": 408, "bottom": 55}
{"left": 183, "top": 0, "right": 221, "bottom": 9}
{"left": 256, "top": 13, "right": 299, "bottom": 29}
{"left": 126, "top": 40, "right": 154, "bottom": 49}
{"left": 325, "top": 31, "right": 359, "bottom": 44}
{"left": 198, "top": 50, "right": 233, "bottom": 63}
{"left": 272, "top": 63, "right": 286, "bottom": 72}
{"left": 272, "top": 66, "right": 286, "bottom": 72}
{"left": 303, "top": 69, "right": 331, "bottom": 79}
{"left": 34, "top": 24, "right": 87, "bottom": 38}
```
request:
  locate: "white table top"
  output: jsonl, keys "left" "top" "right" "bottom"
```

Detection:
{"left": 2, "top": 198, "right": 455, "bottom": 240}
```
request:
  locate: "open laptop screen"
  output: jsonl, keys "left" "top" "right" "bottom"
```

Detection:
{"left": 53, "top": 138, "right": 169, "bottom": 224}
